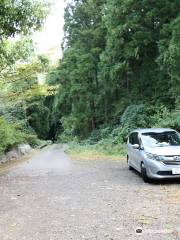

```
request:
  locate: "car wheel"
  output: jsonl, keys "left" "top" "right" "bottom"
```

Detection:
{"left": 128, "top": 164, "right": 133, "bottom": 170}
{"left": 141, "top": 162, "right": 149, "bottom": 183}
{"left": 127, "top": 155, "right": 133, "bottom": 170}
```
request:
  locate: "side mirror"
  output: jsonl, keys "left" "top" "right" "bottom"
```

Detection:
{"left": 132, "top": 144, "right": 140, "bottom": 149}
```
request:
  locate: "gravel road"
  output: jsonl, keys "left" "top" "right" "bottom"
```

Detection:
{"left": 0, "top": 144, "right": 180, "bottom": 240}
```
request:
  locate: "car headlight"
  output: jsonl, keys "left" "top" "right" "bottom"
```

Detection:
{"left": 146, "top": 152, "right": 164, "bottom": 161}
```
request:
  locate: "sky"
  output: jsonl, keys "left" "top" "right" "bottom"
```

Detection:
{"left": 33, "top": 0, "right": 65, "bottom": 59}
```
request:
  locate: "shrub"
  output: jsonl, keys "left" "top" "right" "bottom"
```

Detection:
{"left": 59, "top": 104, "right": 180, "bottom": 147}
{"left": 84, "top": 127, "right": 113, "bottom": 144}
{"left": 24, "top": 134, "right": 41, "bottom": 147}
{"left": 153, "top": 108, "right": 180, "bottom": 131}
{"left": 116, "top": 104, "right": 180, "bottom": 142}
{"left": 0, "top": 117, "right": 25, "bottom": 155}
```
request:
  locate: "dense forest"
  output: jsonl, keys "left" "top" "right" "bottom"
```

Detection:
{"left": 0, "top": 0, "right": 51, "bottom": 154}
{"left": 47, "top": 0, "right": 180, "bottom": 143}
{"left": 0, "top": 0, "right": 180, "bottom": 155}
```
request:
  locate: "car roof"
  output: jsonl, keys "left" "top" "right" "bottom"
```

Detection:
{"left": 131, "top": 128, "right": 175, "bottom": 134}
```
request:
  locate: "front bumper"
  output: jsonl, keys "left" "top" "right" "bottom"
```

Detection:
{"left": 145, "top": 159, "right": 180, "bottom": 179}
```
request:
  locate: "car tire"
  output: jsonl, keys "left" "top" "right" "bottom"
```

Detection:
{"left": 141, "top": 162, "right": 150, "bottom": 183}
{"left": 128, "top": 165, "right": 133, "bottom": 170}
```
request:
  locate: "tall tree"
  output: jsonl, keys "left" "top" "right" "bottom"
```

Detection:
{"left": 49, "top": 0, "right": 180, "bottom": 140}
{"left": 98, "top": 0, "right": 180, "bottom": 119}
{"left": 0, "top": 0, "right": 51, "bottom": 140}
{"left": 53, "top": 0, "right": 106, "bottom": 138}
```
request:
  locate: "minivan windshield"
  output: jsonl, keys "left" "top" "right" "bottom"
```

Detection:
{"left": 141, "top": 131, "right": 180, "bottom": 147}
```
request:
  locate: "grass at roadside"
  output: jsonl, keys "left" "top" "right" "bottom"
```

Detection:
{"left": 67, "top": 142, "right": 126, "bottom": 161}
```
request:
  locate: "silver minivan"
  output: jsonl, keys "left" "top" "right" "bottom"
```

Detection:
{"left": 127, "top": 128, "right": 180, "bottom": 182}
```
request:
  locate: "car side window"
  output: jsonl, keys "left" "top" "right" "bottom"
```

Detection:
{"left": 129, "top": 133, "right": 133, "bottom": 144}
{"left": 129, "top": 132, "right": 140, "bottom": 145}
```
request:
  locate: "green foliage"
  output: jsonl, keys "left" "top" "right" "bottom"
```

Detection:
{"left": 112, "top": 104, "right": 180, "bottom": 142}
{"left": 0, "top": 116, "right": 42, "bottom": 154}
{"left": 157, "top": 16, "right": 180, "bottom": 100}
{"left": 83, "top": 126, "right": 113, "bottom": 144}
{"left": 26, "top": 100, "right": 50, "bottom": 139}
{"left": 1, "top": 55, "right": 52, "bottom": 141}
{"left": 24, "top": 134, "right": 43, "bottom": 148}
{"left": 1, "top": 0, "right": 179, "bottom": 151}
{"left": 0, "top": 0, "right": 50, "bottom": 83}
{"left": 153, "top": 108, "right": 180, "bottom": 131}
{"left": 47, "top": 0, "right": 180, "bottom": 141}
{"left": 48, "top": 0, "right": 106, "bottom": 139}
{"left": 0, "top": 0, "right": 52, "bottom": 144}
{"left": 63, "top": 104, "right": 180, "bottom": 152}
{"left": 0, "top": 117, "right": 25, "bottom": 154}
{"left": 0, "top": 0, "right": 50, "bottom": 40}
{"left": 0, "top": 37, "right": 34, "bottom": 78}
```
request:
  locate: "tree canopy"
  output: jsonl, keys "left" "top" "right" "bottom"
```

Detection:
{"left": 0, "top": 0, "right": 50, "bottom": 40}
{"left": 0, "top": 0, "right": 51, "bottom": 152}
{"left": 0, "top": 0, "right": 180, "bottom": 153}
{"left": 47, "top": 0, "right": 180, "bottom": 141}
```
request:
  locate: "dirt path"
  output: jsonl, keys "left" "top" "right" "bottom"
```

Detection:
{"left": 0, "top": 144, "right": 180, "bottom": 240}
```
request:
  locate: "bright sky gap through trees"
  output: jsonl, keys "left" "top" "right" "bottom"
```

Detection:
{"left": 33, "top": 0, "right": 65, "bottom": 59}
